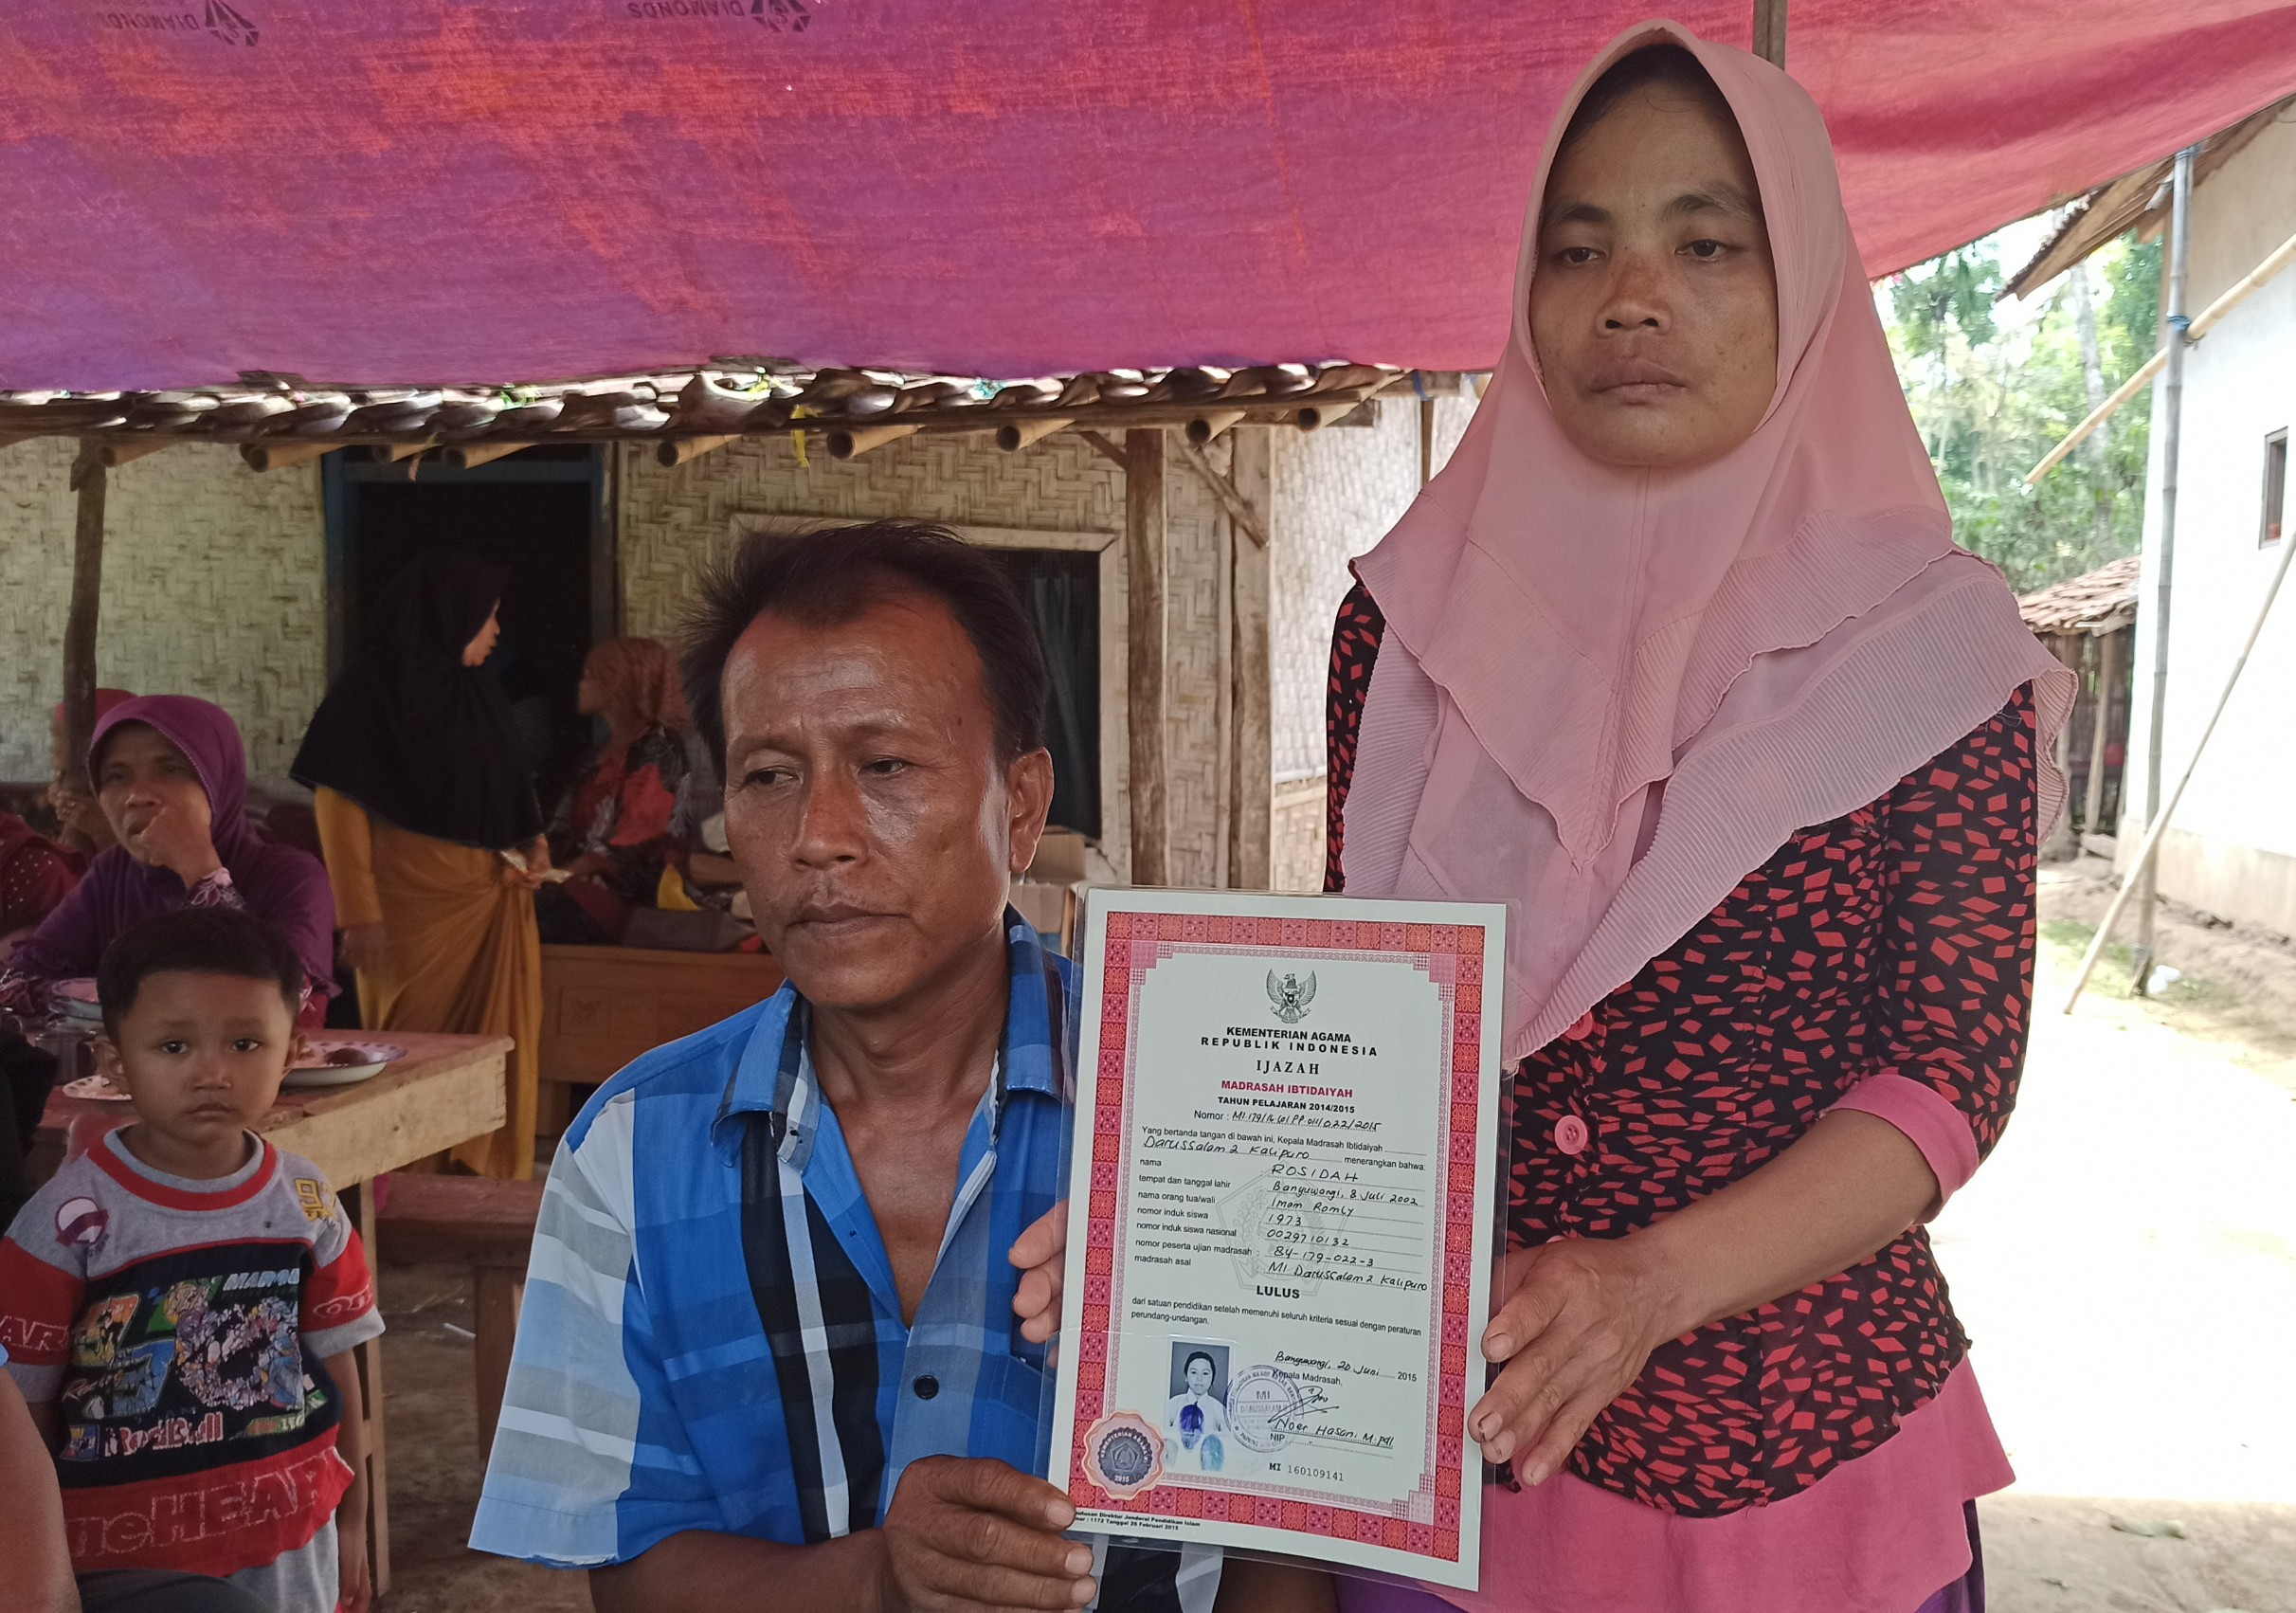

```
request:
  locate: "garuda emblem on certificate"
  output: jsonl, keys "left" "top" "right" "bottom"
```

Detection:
{"left": 1264, "top": 969, "right": 1317, "bottom": 1024}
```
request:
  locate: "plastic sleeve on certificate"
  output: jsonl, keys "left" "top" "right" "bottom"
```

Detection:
{"left": 1046, "top": 888, "right": 1508, "bottom": 1592}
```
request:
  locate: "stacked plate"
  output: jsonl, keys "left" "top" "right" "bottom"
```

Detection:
{"left": 51, "top": 979, "right": 104, "bottom": 1026}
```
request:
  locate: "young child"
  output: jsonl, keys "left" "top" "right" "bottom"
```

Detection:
{"left": 0, "top": 906, "right": 381, "bottom": 1613}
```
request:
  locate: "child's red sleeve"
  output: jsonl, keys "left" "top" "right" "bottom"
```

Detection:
{"left": 301, "top": 1203, "right": 383, "bottom": 1358}
{"left": 0, "top": 1234, "right": 84, "bottom": 1397}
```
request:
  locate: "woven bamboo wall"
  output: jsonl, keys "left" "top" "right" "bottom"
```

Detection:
{"left": 0, "top": 439, "right": 326, "bottom": 795}
{"left": 1266, "top": 396, "right": 1475, "bottom": 887}
{"left": 1271, "top": 776, "right": 1327, "bottom": 894}
{"left": 0, "top": 406, "right": 1442, "bottom": 880}
{"left": 616, "top": 429, "right": 1238, "bottom": 887}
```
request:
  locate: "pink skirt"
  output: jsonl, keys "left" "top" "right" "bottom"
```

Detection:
{"left": 1338, "top": 1506, "right": 1980, "bottom": 1613}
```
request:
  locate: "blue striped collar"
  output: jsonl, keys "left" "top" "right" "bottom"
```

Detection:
{"left": 710, "top": 907, "right": 1066, "bottom": 1166}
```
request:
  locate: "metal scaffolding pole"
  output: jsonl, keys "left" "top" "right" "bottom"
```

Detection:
{"left": 2132, "top": 145, "right": 2197, "bottom": 995}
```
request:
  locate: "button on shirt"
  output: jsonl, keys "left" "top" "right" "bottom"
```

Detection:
{"left": 470, "top": 912, "right": 1068, "bottom": 1567}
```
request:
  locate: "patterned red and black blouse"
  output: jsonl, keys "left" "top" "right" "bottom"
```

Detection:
{"left": 1324, "top": 579, "right": 2037, "bottom": 1516}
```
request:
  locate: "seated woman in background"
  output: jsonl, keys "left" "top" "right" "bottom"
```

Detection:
{"left": 0, "top": 816, "right": 80, "bottom": 966}
{"left": 1, "top": 696, "right": 335, "bottom": 1027}
{"left": 536, "top": 636, "right": 693, "bottom": 945}
{"left": 0, "top": 814, "right": 82, "bottom": 1224}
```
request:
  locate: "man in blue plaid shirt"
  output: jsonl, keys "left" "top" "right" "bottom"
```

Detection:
{"left": 471, "top": 523, "right": 1321, "bottom": 1613}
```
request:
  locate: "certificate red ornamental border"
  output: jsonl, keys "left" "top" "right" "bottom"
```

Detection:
{"left": 1068, "top": 909, "right": 1486, "bottom": 1568}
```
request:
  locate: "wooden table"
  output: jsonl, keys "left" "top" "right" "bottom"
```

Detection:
{"left": 39, "top": 1029, "right": 512, "bottom": 1599}
{"left": 537, "top": 943, "right": 782, "bottom": 1137}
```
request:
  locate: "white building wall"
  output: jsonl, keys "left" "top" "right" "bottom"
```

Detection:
{"left": 2122, "top": 115, "right": 2296, "bottom": 933}
{"left": 0, "top": 439, "right": 326, "bottom": 797}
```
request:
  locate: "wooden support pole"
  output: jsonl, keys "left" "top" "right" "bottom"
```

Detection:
{"left": 1753, "top": 0, "right": 1788, "bottom": 65}
{"left": 1419, "top": 396, "right": 1438, "bottom": 486}
{"left": 61, "top": 444, "right": 107, "bottom": 790}
{"left": 1125, "top": 429, "right": 1169, "bottom": 886}
{"left": 473, "top": 1268, "right": 525, "bottom": 1459}
{"left": 1077, "top": 428, "right": 1129, "bottom": 470}
{"left": 1176, "top": 437, "right": 1269, "bottom": 549}
{"left": 241, "top": 441, "right": 334, "bottom": 472}
{"left": 2084, "top": 629, "right": 2122, "bottom": 835}
{"left": 348, "top": 1184, "right": 391, "bottom": 1599}
{"left": 654, "top": 434, "right": 737, "bottom": 468}
{"left": 1227, "top": 429, "right": 1274, "bottom": 889}
{"left": 384, "top": 442, "right": 428, "bottom": 462}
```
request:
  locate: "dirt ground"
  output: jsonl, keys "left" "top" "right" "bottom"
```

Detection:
{"left": 1953, "top": 859, "right": 2296, "bottom": 1612}
{"left": 369, "top": 1263, "right": 589, "bottom": 1612}
{"left": 361, "top": 856, "right": 2296, "bottom": 1610}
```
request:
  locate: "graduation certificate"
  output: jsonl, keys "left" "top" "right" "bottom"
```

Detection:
{"left": 1047, "top": 889, "right": 1506, "bottom": 1589}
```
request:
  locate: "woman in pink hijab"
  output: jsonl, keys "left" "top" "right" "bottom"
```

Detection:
{"left": 1322, "top": 24, "right": 2073, "bottom": 1613}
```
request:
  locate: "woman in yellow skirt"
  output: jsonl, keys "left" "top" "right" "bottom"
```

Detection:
{"left": 293, "top": 551, "right": 551, "bottom": 1179}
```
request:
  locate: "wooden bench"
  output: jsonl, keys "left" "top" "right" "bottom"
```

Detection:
{"left": 536, "top": 942, "right": 785, "bottom": 1139}
{"left": 373, "top": 1173, "right": 546, "bottom": 1459}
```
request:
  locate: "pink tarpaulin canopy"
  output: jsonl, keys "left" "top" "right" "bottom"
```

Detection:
{"left": 5, "top": 0, "right": 2293, "bottom": 390}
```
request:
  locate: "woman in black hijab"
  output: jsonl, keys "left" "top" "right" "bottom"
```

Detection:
{"left": 295, "top": 551, "right": 551, "bottom": 1178}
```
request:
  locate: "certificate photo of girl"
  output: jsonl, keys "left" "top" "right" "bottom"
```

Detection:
{"left": 1322, "top": 23, "right": 2072, "bottom": 1613}
{"left": 1163, "top": 1345, "right": 1234, "bottom": 1475}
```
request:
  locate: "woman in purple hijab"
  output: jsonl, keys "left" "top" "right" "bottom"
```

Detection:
{"left": 0, "top": 697, "right": 335, "bottom": 1029}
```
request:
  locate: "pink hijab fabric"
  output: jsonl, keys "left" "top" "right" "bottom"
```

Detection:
{"left": 1346, "top": 20, "right": 2074, "bottom": 1064}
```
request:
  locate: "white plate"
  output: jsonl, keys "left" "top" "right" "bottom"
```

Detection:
{"left": 61, "top": 1075, "right": 132, "bottom": 1102}
{"left": 284, "top": 1041, "right": 406, "bottom": 1089}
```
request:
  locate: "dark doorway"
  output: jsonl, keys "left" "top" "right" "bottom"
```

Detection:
{"left": 324, "top": 446, "right": 611, "bottom": 814}
{"left": 988, "top": 547, "right": 1101, "bottom": 840}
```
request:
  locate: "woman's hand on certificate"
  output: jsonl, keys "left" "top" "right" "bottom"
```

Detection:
{"left": 1468, "top": 1234, "right": 1682, "bottom": 1485}
{"left": 1007, "top": 1203, "right": 1065, "bottom": 1344}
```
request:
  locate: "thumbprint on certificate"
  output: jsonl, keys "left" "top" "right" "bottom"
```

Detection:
{"left": 1163, "top": 1341, "right": 1234, "bottom": 1473}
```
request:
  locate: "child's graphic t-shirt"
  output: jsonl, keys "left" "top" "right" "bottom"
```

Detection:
{"left": 0, "top": 1130, "right": 383, "bottom": 1603}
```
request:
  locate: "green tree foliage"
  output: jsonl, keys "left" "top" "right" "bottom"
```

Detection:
{"left": 1885, "top": 232, "right": 2161, "bottom": 593}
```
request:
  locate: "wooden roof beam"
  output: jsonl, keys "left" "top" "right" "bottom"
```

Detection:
{"left": 996, "top": 417, "right": 1072, "bottom": 452}
{"left": 97, "top": 439, "right": 178, "bottom": 468}
{"left": 1177, "top": 438, "right": 1268, "bottom": 550}
{"left": 241, "top": 441, "right": 333, "bottom": 472}
{"left": 442, "top": 442, "right": 534, "bottom": 470}
{"left": 826, "top": 422, "right": 919, "bottom": 460}
{"left": 656, "top": 434, "right": 738, "bottom": 468}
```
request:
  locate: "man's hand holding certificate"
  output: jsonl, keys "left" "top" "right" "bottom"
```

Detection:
{"left": 1043, "top": 889, "right": 1506, "bottom": 1589}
